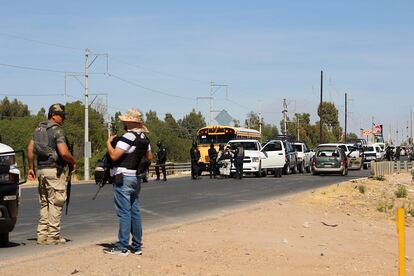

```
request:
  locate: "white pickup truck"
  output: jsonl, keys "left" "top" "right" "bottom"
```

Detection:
{"left": 226, "top": 139, "right": 287, "bottom": 177}
{"left": 260, "top": 140, "right": 288, "bottom": 177}
{"left": 292, "top": 142, "right": 313, "bottom": 173}
{"left": 0, "top": 142, "right": 26, "bottom": 246}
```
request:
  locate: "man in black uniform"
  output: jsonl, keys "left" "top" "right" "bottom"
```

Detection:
{"left": 208, "top": 143, "right": 217, "bottom": 179}
{"left": 190, "top": 142, "right": 201, "bottom": 180}
{"left": 155, "top": 141, "right": 167, "bottom": 181}
{"left": 233, "top": 143, "right": 244, "bottom": 180}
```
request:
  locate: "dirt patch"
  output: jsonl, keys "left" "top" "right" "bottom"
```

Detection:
{"left": 1, "top": 173, "right": 413, "bottom": 275}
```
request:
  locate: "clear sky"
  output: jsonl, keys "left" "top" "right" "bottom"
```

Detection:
{"left": 0, "top": 1, "right": 413, "bottom": 143}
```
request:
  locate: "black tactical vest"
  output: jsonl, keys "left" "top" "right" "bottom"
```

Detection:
{"left": 110, "top": 132, "right": 149, "bottom": 170}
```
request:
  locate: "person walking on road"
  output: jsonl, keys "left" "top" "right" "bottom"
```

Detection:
{"left": 27, "top": 103, "right": 77, "bottom": 245}
{"left": 104, "top": 108, "right": 153, "bottom": 256}
{"left": 155, "top": 141, "right": 167, "bottom": 181}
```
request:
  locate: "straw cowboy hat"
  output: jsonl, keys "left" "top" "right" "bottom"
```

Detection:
{"left": 118, "top": 108, "right": 149, "bottom": 133}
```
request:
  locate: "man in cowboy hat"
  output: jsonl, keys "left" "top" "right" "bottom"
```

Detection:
{"left": 104, "top": 108, "right": 153, "bottom": 256}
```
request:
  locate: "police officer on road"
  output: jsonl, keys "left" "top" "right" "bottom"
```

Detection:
{"left": 155, "top": 141, "right": 167, "bottom": 181}
{"left": 233, "top": 143, "right": 244, "bottom": 180}
{"left": 190, "top": 142, "right": 201, "bottom": 180}
{"left": 208, "top": 143, "right": 217, "bottom": 179}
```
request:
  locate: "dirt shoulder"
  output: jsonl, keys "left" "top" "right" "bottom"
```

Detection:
{"left": 1, "top": 173, "right": 414, "bottom": 275}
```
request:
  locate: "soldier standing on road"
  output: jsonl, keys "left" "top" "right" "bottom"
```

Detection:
{"left": 27, "top": 103, "right": 77, "bottom": 245}
{"left": 190, "top": 142, "right": 201, "bottom": 180}
{"left": 208, "top": 143, "right": 217, "bottom": 179}
{"left": 155, "top": 141, "right": 167, "bottom": 181}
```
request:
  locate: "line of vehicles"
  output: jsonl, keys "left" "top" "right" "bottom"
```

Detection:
{"left": 196, "top": 125, "right": 398, "bottom": 178}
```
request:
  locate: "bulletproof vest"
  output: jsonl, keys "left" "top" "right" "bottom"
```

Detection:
{"left": 34, "top": 121, "right": 61, "bottom": 168}
{"left": 110, "top": 131, "right": 149, "bottom": 170}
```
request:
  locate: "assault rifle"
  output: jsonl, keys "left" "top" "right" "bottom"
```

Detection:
{"left": 65, "top": 142, "right": 74, "bottom": 215}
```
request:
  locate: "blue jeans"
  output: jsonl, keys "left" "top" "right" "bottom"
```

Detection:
{"left": 113, "top": 175, "right": 142, "bottom": 251}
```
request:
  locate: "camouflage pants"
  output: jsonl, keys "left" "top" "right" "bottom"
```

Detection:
{"left": 37, "top": 168, "right": 67, "bottom": 241}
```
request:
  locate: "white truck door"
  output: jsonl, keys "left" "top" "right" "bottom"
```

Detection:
{"left": 261, "top": 141, "right": 285, "bottom": 169}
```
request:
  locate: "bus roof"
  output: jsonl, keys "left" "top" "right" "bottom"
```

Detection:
{"left": 197, "top": 125, "right": 260, "bottom": 135}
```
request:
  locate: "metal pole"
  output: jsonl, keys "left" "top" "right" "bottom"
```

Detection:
{"left": 209, "top": 81, "right": 213, "bottom": 125}
{"left": 297, "top": 116, "right": 300, "bottom": 141}
{"left": 283, "top": 99, "right": 287, "bottom": 136}
{"left": 410, "top": 109, "right": 413, "bottom": 145}
{"left": 84, "top": 49, "right": 90, "bottom": 181}
{"left": 320, "top": 70, "right": 323, "bottom": 143}
{"left": 344, "top": 93, "right": 347, "bottom": 143}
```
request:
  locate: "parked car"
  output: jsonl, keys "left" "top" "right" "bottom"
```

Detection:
{"left": 0, "top": 142, "right": 26, "bottom": 246}
{"left": 227, "top": 140, "right": 266, "bottom": 177}
{"left": 362, "top": 144, "right": 380, "bottom": 169}
{"left": 292, "top": 142, "right": 312, "bottom": 173}
{"left": 261, "top": 140, "right": 286, "bottom": 177}
{"left": 317, "top": 143, "right": 363, "bottom": 170}
{"left": 311, "top": 146, "right": 348, "bottom": 176}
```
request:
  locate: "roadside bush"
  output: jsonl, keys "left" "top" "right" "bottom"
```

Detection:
{"left": 411, "top": 169, "right": 414, "bottom": 181}
{"left": 374, "top": 175, "right": 385, "bottom": 181}
{"left": 394, "top": 185, "right": 408, "bottom": 198}
{"left": 408, "top": 205, "right": 414, "bottom": 217}
{"left": 358, "top": 185, "right": 366, "bottom": 194}
{"left": 377, "top": 198, "right": 394, "bottom": 213}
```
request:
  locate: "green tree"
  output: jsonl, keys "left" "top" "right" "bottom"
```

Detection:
{"left": 0, "top": 97, "right": 30, "bottom": 119}
{"left": 244, "top": 111, "right": 260, "bottom": 130}
{"left": 178, "top": 109, "right": 206, "bottom": 140}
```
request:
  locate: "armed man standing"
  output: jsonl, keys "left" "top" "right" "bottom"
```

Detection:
{"left": 104, "top": 108, "right": 153, "bottom": 256}
{"left": 155, "top": 141, "right": 167, "bottom": 181}
{"left": 190, "top": 142, "right": 201, "bottom": 180}
{"left": 27, "top": 103, "right": 77, "bottom": 245}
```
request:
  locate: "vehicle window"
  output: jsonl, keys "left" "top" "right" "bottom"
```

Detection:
{"left": 229, "top": 142, "right": 258, "bottom": 150}
{"left": 338, "top": 145, "right": 347, "bottom": 152}
{"left": 348, "top": 146, "right": 356, "bottom": 152}
{"left": 375, "top": 147, "right": 380, "bottom": 152}
{"left": 293, "top": 144, "right": 302, "bottom": 152}
{"left": 263, "top": 141, "right": 282, "bottom": 151}
{"left": 363, "top": 146, "right": 374, "bottom": 152}
{"left": 317, "top": 149, "right": 339, "bottom": 157}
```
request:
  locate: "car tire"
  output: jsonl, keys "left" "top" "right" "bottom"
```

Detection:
{"left": 291, "top": 162, "right": 298, "bottom": 174}
{"left": 298, "top": 162, "right": 305, "bottom": 173}
{"left": 363, "top": 163, "right": 368, "bottom": 170}
{"left": 0, "top": 232, "right": 9, "bottom": 247}
{"left": 283, "top": 163, "right": 290, "bottom": 175}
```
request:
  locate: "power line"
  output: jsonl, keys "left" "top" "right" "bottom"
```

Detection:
{"left": 0, "top": 62, "right": 82, "bottom": 74}
{"left": 110, "top": 56, "right": 208, "bottom": 84}
{"left": 0, "top": 32, "right": 83, "bottom": 52}
{"left": 107, "top": 73, "right": 195, "bottom": 100}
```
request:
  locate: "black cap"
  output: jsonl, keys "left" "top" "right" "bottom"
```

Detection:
{"left": 48, "top": 103, "right": 66, "bottom": 117}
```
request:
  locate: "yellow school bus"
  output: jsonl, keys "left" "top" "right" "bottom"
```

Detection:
{"left": 196, "top": 125, "right": 261, "bottom": 172}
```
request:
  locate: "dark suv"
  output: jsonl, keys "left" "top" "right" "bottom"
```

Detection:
{"left": 282, "top": 140, "right": 299, "bottom": 174}
{"left": 0, "top": 142, "right": 26, "bottom": 246}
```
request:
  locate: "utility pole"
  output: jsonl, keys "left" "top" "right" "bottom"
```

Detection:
{"left": 208, "top": 81, "right": 228, "bottom": 125}
{"left": 282, "top": 99, "right": 288, "bottom": 136}
{"left": 410, "top": 109, "right": 413, "bottom": 145}
{"left": 344, "top": 93, "right": 348, "bottom": 143}
{"left": 84, "top": 49, "right": 90, "bottom": 181}
{"left": 297, "top": 116, "right": 300, "bottom": 141}
{"left": 319, "top": 70, "right": 323, "bottom": 143}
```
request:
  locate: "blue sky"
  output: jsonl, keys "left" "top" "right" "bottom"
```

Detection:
{"left": 0, "top": 1, "right": 413, "bottom": 142}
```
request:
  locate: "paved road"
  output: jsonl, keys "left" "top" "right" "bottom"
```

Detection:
{"left": 0, "top": 169, "right": 369, "bottom": 260}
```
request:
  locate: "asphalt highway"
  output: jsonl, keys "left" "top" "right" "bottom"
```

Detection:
{"left": 0, "top": 169, "right": 369, "bottom": 260}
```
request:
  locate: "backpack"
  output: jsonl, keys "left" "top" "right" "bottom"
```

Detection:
{"left": 34, "top": 122, "right": 58, "bottom": 160}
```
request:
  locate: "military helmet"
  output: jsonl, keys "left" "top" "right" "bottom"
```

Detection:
{"left": 48, "top": 103, "right": 66, "bottom": 118}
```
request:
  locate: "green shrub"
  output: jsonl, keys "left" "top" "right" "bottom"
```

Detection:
{"left": 358, "top": 185, "right": 366, "bottom": 194}
{"left": 377, "top": 199, "right": 394, "bottom": 213}
{"left": 394, "top": 185, "right": 408, "bottom": 198}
